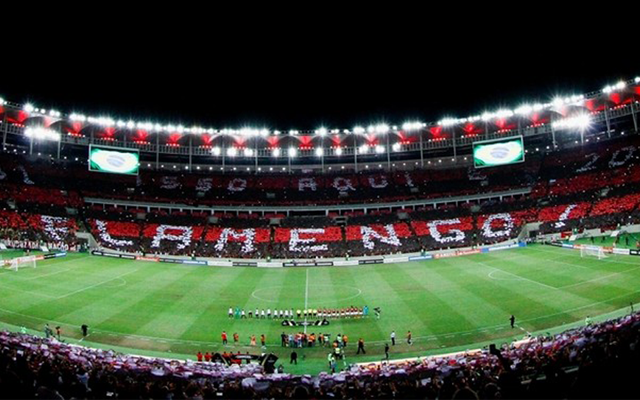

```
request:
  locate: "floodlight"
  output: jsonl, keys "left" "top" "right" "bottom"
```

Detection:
{"left": 25, "top": 127, "right": 60, "bottom": 141}
{"left": 392, "top": 143, "right": 401, "bottom": 152}
{"left": 288, "top": 147, "right": 297, "bottom": 157}
{"left": 335, "top": 147, "right": 343, "bottom": 156}
{"left": 375, "top": 145, "right": 385, "bottom": 154}
{"left": 244, "top": 148, "right": 254, "bottom": 157}
{"left": 212, "top": 147, "right": 221, "bottom": 156}
{"left": 552, "top": 114, "right": 591, "bottom": 130}
{"left": 402, "top": 122, "right": 422, "bottom": 131}
{"left": 359, "top": 144, "right": 369, "bottom": 154}
{"left": 272, "top": 148, "right": 281, "bottom": 157}
{"left": 315, "top": 148, "right": 324, "bottom": 157}
{"left": 226, "top": 147, "right": 238, "bottom": 157}
{"left": 375, "top": 124, "right": 389, "bottom": 134}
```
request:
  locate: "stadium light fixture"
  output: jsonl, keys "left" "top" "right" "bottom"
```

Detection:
{"left": 375, "top": 124, "right": 390, "bottom": 134}
{"left": 439, "top": 118, "right": 459, "bottom": 127}
{"left": 0, "top": 97, "right": 4, "bottom": 105}
{"left": 375, "top": 145, "right": 385, "bottom": 154}
{"left": 315, "top": 127, "right": 327, "bottom": 136}
{"left": 335, "top": 147, "right": 343, "bottom": 156}
{"left": 359, "top": 144, "right": 369, "bottom": 154}
{"left": 495, "top": 109, "right": 514, "bottom": 118}
{"left": 392, "top": 143, "right": 402, "bottom": 152}
{"left": 211, "top": 146, "right": 221, "bottom": 156}
{"left": 552, "top": 97, "right": 565, "bottom": 108}
{"left": 353, "top": 126, "right": 365, "bottom": 134}
{"left": 244, "top": 148, "right": 254, "bottom": 157}
{"left": 24, "top": 103, "right": 35, "bottom": 112}
{"left": 515, "top": 105, "right": 533, "bottom": 115}
{"left": 272, "top": 148, "right": 281, "bottom": 157}
{"left": 315, "top": 148, "right": 324, "bottom": 157}
{"left": 288, "top": 130, "right": 298, "bottom": 135}
{"left": 402, "top": 122, "right": 422, "bottom": 131}
{"left": 615, "top": 81, "right": 626, "bottom": 90}
{"left": 288, "top": 147, "right": 297, "bottom": 158}
{"left": 226, "top": 147, "right": 238, "bottom": 157}
{"left": 552, "top": 114, "right": 591, "bottom": 130}
{"left": 25, "top": 127, "right": 60, "bottom": 141}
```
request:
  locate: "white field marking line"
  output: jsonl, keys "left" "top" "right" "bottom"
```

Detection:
{"left": 484, "top": 251, "right": 640, "bottom": 292}
{"left": 473, "top": 260, "right": 559, "bottom": 291}
{"left": 19, "top": 268, "right": 72, "bottom": 281}
{"left": 487, "top": 270, "right": 522, "bottom": 281}
{"left": 55, "top": 269, "right": 139, "bottom": 300}
{"left": 557, "top": 263, "right": 640, "bottom": 289}
{"left": 0, "top": 283, "right": 57, "bottom": 298}
{"left": 1, "top": 288, "right": 639, "bottom": 350}
{"left": 304, "top": 268, "right": 309, "bottom": 334}
{"left": 528, "top": 246, "right": 640, "bottom": 266}
{"left": 517, "top": 325, "right": 532, "bottom": 336}
{"left": 366, "top": 288, "right": 640, "bottom": 346}
{"left": 493, "top": 252, "right": 594, "bottom": 271}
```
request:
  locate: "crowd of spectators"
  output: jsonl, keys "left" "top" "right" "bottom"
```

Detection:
{"left": 1, "top": 310, "right": 638, "bottom": 398}
{"left": 4, "top": 135, "right": 640, "bottom": 257}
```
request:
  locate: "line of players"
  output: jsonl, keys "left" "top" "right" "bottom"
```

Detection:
{"left": 228, "top": 305, "right": 371, "bottom": 319}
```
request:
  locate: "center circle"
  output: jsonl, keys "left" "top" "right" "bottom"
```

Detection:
{"left": 252, "top": 284, "right": 362, "bottom": 303}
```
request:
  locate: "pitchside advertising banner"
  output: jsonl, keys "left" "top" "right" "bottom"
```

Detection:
{"left": 473, "top": 136, "right": 525, "bottom": 169}
{"left": 283, "top": 261, "right": 333, "bottom": 267}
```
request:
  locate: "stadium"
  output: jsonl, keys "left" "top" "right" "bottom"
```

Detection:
{"left": 1, "top": 74, "right": 640, "bottom": 399}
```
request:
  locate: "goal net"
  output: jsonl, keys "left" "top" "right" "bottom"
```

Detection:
{"left": 3, "top": 255, "right": 37, "bottom": 271}
{"left": 580, "top": 246, "right": 608, "bottom": 260}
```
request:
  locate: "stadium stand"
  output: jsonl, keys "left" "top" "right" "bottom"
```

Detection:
{"left": 0, "top": 311, "right": 638, "bottom": 398}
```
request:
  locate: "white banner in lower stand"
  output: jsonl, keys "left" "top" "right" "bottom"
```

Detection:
{"left": 384, "top": 257, "right": 409, "bottom": 264}
{"left": 257, "top": 262, "right": 283, "bottom": 268}
{"left": 333, "top": 260, "right": 359, "bottom": 266}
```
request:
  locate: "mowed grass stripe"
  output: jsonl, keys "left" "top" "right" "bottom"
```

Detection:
{"left": 458, "top": 254, "right": 582, "bottom": 334}
{"left": 423, "top": 258, "right": 516, "bottom": 341}
{"left": 1, "top": 245, "right": 639, "bottom": 376}
{"left": 177, "top": 267, "right": 252, "bottom": 343}
{"left": 137, "top": 266, "right": 243, "bottom": 340}
{"left": 368, "top": 263, "right": 476, "bottom": 346}
{"left": 326, "top": 265, "right": 382, "bottom": 343}
{"left": 94, "top": 265, "right": 206, "bottom": 336}
{"left": 487, "top": 248, "right": 640, "bottom": 305}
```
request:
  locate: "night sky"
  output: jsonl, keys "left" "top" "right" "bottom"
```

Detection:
{"left": 2, "top": 8, "right": 636, "bottom": 132}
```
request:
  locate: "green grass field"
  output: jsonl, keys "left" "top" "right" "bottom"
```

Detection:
{"left": 1, "top": 244, "right": 639, "bottom": 375}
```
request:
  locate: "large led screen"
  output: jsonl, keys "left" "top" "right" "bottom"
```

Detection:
{"left": 473, "top": 136, "right": 524, "bottom": 168}
{"left": 89, "top": 146, "right": 140, "bottom": 175}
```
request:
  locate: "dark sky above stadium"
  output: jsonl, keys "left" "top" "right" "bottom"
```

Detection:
{"left": 3, "top": 7, "right": 636, "bottom": 131}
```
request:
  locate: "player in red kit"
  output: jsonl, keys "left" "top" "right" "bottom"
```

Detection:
{"left": 222, "top": 331, "right": 228, "bottom": 345}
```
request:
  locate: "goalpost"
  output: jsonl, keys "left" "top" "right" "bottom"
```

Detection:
{"left": 3, "top": 255, "right": 37, "bottom": 271}
{"left": 580, "top": 246, "right": 608, "bottom": 260}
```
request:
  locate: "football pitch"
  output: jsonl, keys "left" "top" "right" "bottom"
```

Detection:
{"left": 1, "top": 244, "right": 639, "bottom": 375}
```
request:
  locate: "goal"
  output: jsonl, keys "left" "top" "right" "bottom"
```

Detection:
{"left": 580, "top": 246, "right": 608, "bottom": 260}
{"left": 3, "top": 255, "right": 37, "bottom": 271}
